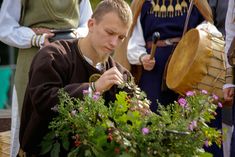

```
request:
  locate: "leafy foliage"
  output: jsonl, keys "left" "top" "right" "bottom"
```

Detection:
{"left": 41, "top": 83, "right": 222, "bottom": 157}
{"left": 91, "top": 0, "right": 131, "bottom": 10}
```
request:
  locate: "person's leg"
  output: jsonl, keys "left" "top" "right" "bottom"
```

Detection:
{"left": 230, "top": 126, "right": 235, "bottom": 157}
{"left": 10, "top": 86, "right": 20, "bottom": 157}
{"left": 11, "top": 48, "right": 38, "bottom": 157}
{"left": 222, "top": 123, "right": 233, "bottom": 157}
{"left": 222, "top": 106, "right": 233, "bottom": 157}
{"left": 230, "top": 104, "right": 235, "bottom": 157}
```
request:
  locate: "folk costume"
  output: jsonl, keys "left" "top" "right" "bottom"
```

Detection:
{"left": 128, "top": 0, "right": 204, "bottom": 110}
{"left": 0, "top": 0, "right": 92, "bottom": 156}
{"left": 19, "top": 39, "right": 132, "bottom": 156}
{"left": 127, "top": 0, "right": 223, "bottom": 156}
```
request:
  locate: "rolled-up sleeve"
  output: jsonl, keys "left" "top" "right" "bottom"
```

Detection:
{"left": 127, "top": 15, "right": 147, "bottom": 65}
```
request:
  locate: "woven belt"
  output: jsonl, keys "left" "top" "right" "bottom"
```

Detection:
{"left": 146, "top": 37, "right": 181, "bottom": 49}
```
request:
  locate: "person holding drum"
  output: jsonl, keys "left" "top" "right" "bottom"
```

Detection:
{"left": 209, "top": 0, "right": 233, "bottom": 156}
{"left": 127, "top": 0, "right": 223, "bottom": 156}
{"left": 127, "top": 0, "right": 203, "bottom": 111}
{"left": 223, "top": 0, "right": 235, "bottom": 156}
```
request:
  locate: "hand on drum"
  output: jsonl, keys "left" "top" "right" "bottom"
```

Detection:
{"left": 196, "top": 22, "right": 222, "bottom": 38}
{"left": 223, "top": 87, "right": 234, "bottom": 106}
{"left": 140, "top": 54, "right": 155, "bottom": 71}
{"left": 94, "top": 67, "right": 124, "bottom": 93}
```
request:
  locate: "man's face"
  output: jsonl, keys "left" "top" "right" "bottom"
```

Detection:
{"left": 88, "top": 11, "right": 130, "bottom": 60}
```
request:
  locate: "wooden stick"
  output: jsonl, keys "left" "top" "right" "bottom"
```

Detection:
{"left": 149, "top": 32, "right": 160, "bottom": 60}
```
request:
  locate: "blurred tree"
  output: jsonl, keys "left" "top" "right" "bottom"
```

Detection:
{"left": 91, "top": 0, "right": 131, "bottom": 10}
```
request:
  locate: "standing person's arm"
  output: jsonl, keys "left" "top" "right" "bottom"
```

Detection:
{"left": 223, "top": 0, "right": 235, "bottom": 102}
{"left": 127, "top": 15, "right": 146, "bottom": 65}
{"left": 0, "top": 0, "right": 35, "bottom": 48}
{"left": 76, "top": 0, "right": 93, "bottom": 37}
{"left": 127, "top": 15, "right": 155, "bottom": 71}
{"left": 0, "top": 0, "right": 54, "bottom": 48}
{"left": 225, "top": 0, "right": 235, "bottom": 50}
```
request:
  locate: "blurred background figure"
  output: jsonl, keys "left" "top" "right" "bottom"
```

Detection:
{"left": 223, "top": 0, "right": 235, "bottom": 156}
{"left": 208, "top": 0, "right": 233, "bottom": 156}
{"left": 208, "top": 1, "right": 232, "bottom": 157}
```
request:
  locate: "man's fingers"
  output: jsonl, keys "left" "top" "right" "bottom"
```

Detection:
{"left": 228, "top": 89, "right": 234, "bottom": 97}
{"left": 104, "top": 67, "right": 123, "bottom": 82}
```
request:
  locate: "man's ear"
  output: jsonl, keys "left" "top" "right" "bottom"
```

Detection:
{"left": 88, "top": 18, "right": 95, "bottom": 32}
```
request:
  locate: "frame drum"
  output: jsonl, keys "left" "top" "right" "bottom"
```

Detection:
{"left": 166, "top": 28, "right": 225, "bottom": 98}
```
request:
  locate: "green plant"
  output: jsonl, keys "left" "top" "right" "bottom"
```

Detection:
{"left": 41, "top": 82, "right": 222, "bottom": 157}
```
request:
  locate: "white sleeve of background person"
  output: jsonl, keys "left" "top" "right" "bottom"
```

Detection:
{"left": 0, "top": 0, "right": 35, "bottom": 48}
{"left": 225, "top": 0, "right": 235, "bottom": 68}
{"left": 75, "top": 0, "right": 93, "bottom": 38}
{"left": 127, "top": 15, "right": 148, "bottom": 65}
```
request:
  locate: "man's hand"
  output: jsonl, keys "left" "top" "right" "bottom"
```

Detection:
{"left": 32, "top": 28, "right": 54, "bottom": 47}
{"left": 95, "top": 67, "right": 124, "bottom": 92}
{"left": 140, "top": 54, "right": 156, "bottom": 71}
{"left": 223, "top": 87, "right": 234, "bottom": 106}
{"left": 196, "top": 22, "right": 222, "bottom": 38}
{"left": 43, "top": 33, "right": 55, "bottom": 46}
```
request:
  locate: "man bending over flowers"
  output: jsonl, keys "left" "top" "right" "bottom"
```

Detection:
{"left": 18, "top": 0, "right": 133, "bottom": 156}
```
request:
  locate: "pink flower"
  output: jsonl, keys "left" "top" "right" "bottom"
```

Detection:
{"left": 188, "top": 124, "right": 193, "bottom": 131}
{"left": 83, "top": 89, "right": 89, "bottom": 95}
{"left": 178, "top": 98, "right": 187, "bottom": 107}
{"left": 218, "top": 102, "right": 223, "bottom": 108}
{"left": 94, "top": 91, "right": 101, "bottom": 96}
{"left": 93, "top": 93, "right": 100, "bottom": 100}
{"left": 204, "top": 140, "right": 209, "bottom": 147}
{"left": 142, "top": 127, "right": 149, "bottom": 135}
{"left": 212, "top": 94, "right": 219, "bottom": 100}
{"left": 201, "top": 90, "right": 208, "bottom": 94}
{"left": 186, "top": 91, "right": 195, "bottom": 97}
{"left": 188, "top": 120, "right": 197, "bottom": 131}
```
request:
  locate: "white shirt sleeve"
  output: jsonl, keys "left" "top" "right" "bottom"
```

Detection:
{"left": 0, "top": 0, "right": 93, "bottom": 48}
{"left": 127, "top": 15, "right": 147, "bottom": 65}
{"left": 0, "top": 0, "right": 35, "bottom": 48}
{"left": 76, "top": 0, "right": 93, "bottom": 37}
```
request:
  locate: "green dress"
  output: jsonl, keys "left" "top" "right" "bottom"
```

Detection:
{"left": 15, "top": 0, "right": 81, "bottom": 113}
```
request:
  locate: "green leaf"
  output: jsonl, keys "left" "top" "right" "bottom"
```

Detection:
{"left": 198, "top": 152, "right": 213, "bottom": 157}
{"left": 50, "top": 142, "right": 60, "bottom": 157}
{"left": 68, "top": 148, "right": 79, "bottom": 157}
{"left": 119, "top": 152, "right": 133, "bottom": 157}
{"left": 42, "top": 86, "right": 221, "bottom": 157}
{"left": 62, "top": 135, "right": 70, "bottom": 151}
{"left": 40, "top": 140, "right": 53, "bottom": 155}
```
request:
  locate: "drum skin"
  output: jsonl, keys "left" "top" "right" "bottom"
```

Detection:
{"left": 166, "top": 28, "right": 225, "bottom": 98}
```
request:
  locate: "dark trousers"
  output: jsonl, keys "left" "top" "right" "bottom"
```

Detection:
{"left": 230, "top": 105, "right": 235, "bottom": 157}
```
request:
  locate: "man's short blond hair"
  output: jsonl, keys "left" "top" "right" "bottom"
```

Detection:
{"left": 92, "top": 0, "right": 132, "bottom": 26}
